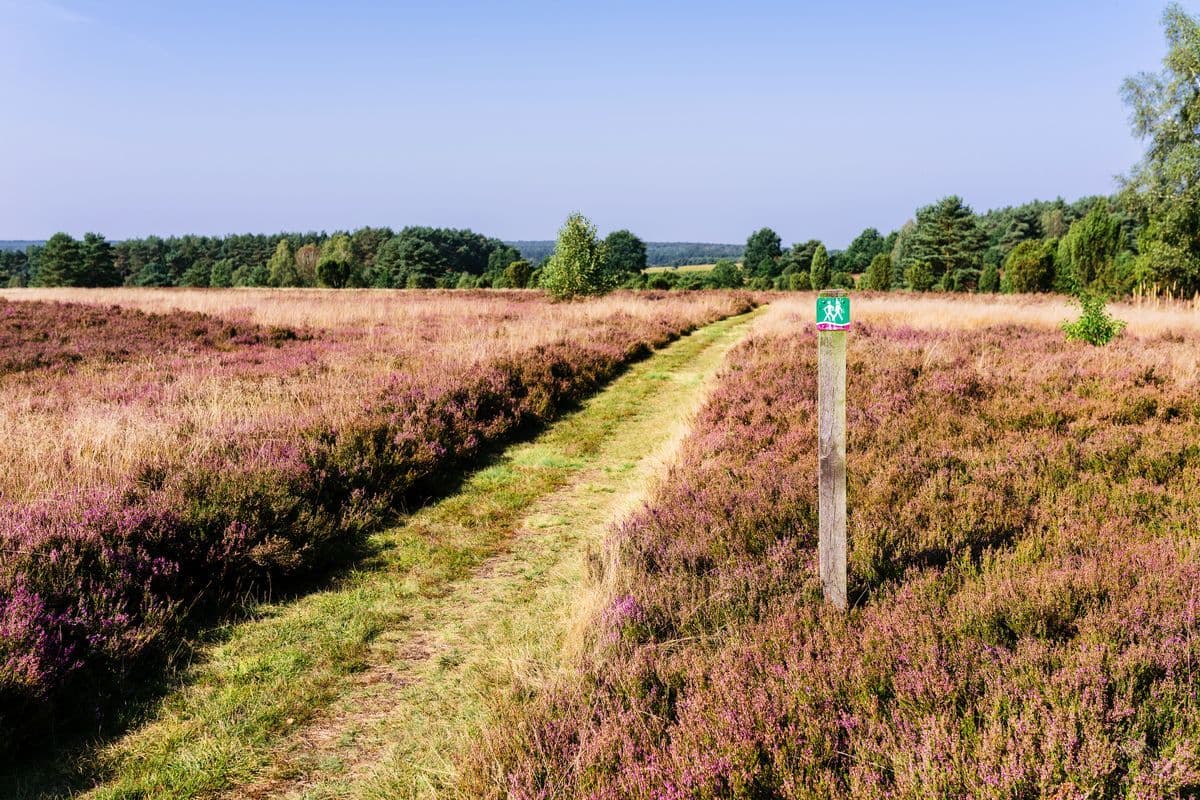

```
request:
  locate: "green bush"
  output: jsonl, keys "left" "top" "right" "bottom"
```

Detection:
{"left": 405, "top": 272, "right": 436, "bottom": 289}
{"left": 646, "top": 273, "right": 674, "bottom": 290}
{"left": 862, "top": 253, "right": 892, "bottom": 291}
{"left": 831, "top": 271, "right": 855, "bottom": 289}
{"left": 179, "top": 261, "right": 212, "bottom": 288}
{"left": 786, "top": 272, "right": 811, "bottom": 291}
{"left": 1062, "top": 292, "right": 1126, "bottom": 346}
{"left": 316, "top": 257, "right": 351, "bottom": 288}
{"left": 209, "top": 259, "right": 234, "bottom": 288}
{"left": 1005, "top": 239, "right": 1056, "bottom": 293}
{"left": 504, "top": 259, "right": 532, "bottom": 288}
{"left": 904, "top": 260, "right": 935, "bottom": 292}
{"left": 676, "top": 272, "right": 710, "bottom": 291}
{"left": 707, "top": 259, "right": 743, "bottom": 289}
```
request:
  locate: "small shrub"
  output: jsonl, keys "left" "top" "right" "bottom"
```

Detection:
{"left": 707, "top": 259, "right": 743, "bottom": 289}
{"left": 316, "top": 257, "right": 351, "bottom": 288}
{"left": 1061, "top": 292, "right": 1126, "bottom": 346}
{"left": 904, "top": 260, "right": 935, "bottom": 292}
{"left": 863, "top": 253, "right": 892, "bottom": 291}
{"left": 646, "top": 273, "right": 674, "bottom": 290}
{"left": 1005, "top": 238, "right": 1056, "bottom": 293}
{"left": 786, "top": 271, "right": 811, "bottom": 291}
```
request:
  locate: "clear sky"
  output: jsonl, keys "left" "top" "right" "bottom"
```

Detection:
{"left": 0, "top": 0, "right": 1178, "bottom": 247}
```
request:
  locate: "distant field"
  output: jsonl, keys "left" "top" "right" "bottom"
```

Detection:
{"left": 643, "top": 262, "right": 723, "bottom": 273}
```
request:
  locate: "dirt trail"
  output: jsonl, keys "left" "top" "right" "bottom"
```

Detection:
{"left": 82, "top": 309, "right": 761, "bottom": 800}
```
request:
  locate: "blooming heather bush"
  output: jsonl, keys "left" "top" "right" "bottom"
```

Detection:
{"left": 466, "top": 308, "right": 1200, "bottom": 798}
{"left": 0, "top": 297, "right": 298, "bottom": 376}
{"left": 0, "top": 291, "right": 753, "bottom": 751}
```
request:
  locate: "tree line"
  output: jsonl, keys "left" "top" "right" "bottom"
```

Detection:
{"left": 0, "top": 228, "right": 515, "bottom": 289}
{"left": 0, "top": 226, "right": 655, "bottom": 291}
{"left": 0, "top": 198, "right": 1132, "bottom": 298}
{"left": 651, "top": 193, "right": 1130, "bottom": 295}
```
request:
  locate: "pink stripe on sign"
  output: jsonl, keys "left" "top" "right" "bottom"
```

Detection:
{"left": 816, "top": 322, "right": 851, "bottom": 331}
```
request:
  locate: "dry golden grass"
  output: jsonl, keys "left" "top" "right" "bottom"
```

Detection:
{"left": 853, "top": 291, "right": 1200, "bottom": 335}
{"left": 752, "top": 292, "right": 1200, "bottom": 389}
{"left": 0, "top": 288, "right": 724, "bottom": 361}
{"left": 743, "top": 290, "right": 1200, "bottom": 336}
{"left": 643, "top": 263, "right": 729, "bottom": 273}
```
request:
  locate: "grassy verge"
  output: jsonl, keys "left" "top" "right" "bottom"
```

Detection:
{"left": 30, "top": 308, "right": 759, "bottom": 800}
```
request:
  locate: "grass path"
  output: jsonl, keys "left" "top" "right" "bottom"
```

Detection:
{"left": 74, "top": 308, "right": 761, "bottom": 800}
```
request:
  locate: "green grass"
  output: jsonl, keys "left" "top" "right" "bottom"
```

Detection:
{"left": 39, "top": 308, "right": 761, "bottom": 800}
{"left": 643, "top": 262, "right": 734, "bottom": 274}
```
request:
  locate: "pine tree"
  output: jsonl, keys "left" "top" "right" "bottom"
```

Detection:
{"left": 36, "top": 233, "right": 84, "bottom": 286}
{"left": 80, "top": 233, "right": 120, "bottom": 286}
{"left": 1056, "top": 202, "right": 1122, "bottom": 294}
{"left": 902, "top": 196, "right": 986, "bottom": 288}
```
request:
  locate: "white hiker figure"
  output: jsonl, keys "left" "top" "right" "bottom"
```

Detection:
{"left": 822, "top": 298, "right": 845, "bottom": 324}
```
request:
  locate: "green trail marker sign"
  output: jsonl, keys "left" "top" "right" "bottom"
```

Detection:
{"left": 816, "top": 295, "right": 851, "bottom": 331}
{"left": 816, "top": 290, "right": 848, "bottom": 610}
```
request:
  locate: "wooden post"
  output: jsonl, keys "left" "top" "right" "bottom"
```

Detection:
{"left": 816, "top": 291, "right": 849, "bottom": 610}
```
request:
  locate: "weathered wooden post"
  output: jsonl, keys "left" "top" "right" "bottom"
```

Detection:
{"left": 816, "top": 290, "right": 849, "bottom": 610}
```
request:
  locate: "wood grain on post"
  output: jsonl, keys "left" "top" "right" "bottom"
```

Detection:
{"left": 817, "top": 291, "right": 848, "bottom": 610}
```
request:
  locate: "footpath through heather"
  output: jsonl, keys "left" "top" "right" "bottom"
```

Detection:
{"left": 73, "top": 307, "right": 762, "bottom": 800}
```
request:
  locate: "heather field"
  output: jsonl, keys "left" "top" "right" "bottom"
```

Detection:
{"left": 465, "top": 298, "right": 1200, "bottom": 799}
{"left": 0, "top": 289, "right": 752, "bottom": 753}
{"left": 4, "top": 290, "right": 1200, "bottom": 800}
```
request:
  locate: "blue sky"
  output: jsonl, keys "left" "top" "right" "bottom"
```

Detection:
{"left": 0, "top": 0, "right": 1176, "bottom": 247}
